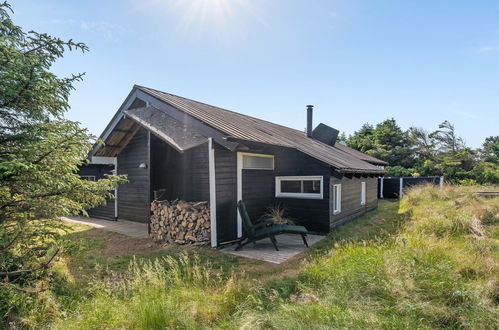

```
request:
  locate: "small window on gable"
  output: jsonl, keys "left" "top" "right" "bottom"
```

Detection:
{"left": 81, "top": 175, "right": 96, "bottom": 182}
{"left": 276, "top": 176, "right": 323, "bottom": 199}
{"left": 242, "top": 154, "right": 274, "bottom": 170}
{"left": 333, "top": 184, "right": 342, "bottom": 215}
{"left": 360, "top": 181, "right": 366, "bottom": 205}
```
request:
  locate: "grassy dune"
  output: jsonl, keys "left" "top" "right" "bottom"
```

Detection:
{"left": 14, "top": 185, "right": 499, "bottom": 329}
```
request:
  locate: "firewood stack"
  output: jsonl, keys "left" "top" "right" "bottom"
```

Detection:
{"left": 150, "top": 199, "right": 210, "bottom": 245}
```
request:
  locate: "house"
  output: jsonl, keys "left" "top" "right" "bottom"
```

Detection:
{"left": 82, "top": 85, "right": 387, "bottom": 247}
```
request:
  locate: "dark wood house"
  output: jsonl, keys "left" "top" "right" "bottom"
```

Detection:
{"left": 83, "top": 85, "right": 387, "bottom": 247}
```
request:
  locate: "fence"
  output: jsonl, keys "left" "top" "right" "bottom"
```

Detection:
{"left": 378, "top": 176, "right": 444, "bottom": 199}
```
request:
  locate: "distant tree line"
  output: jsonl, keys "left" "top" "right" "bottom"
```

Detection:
{"left": 341, "top": 119, "right": 499, "bottom": 184}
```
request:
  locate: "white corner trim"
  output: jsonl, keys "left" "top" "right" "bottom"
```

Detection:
{"left": 236, "top": 152, "right": 243, "bottom": 238}
{"left": 399, "top": 177, "right": 403, "bottom": 199}
{"left": 275, "top": 176, "right": 324, "bottom": 199}
{"left": 333, "top": 183, "right": 342, "bottom": 215}
{"left": 208, "top": 138, "right": 217, "bottom": 247}
{"left": 114, "top": 157, "right": 118, "bottom": 219}
{"left": 380, "top": 177, "right": 384, "bottom": 199}
{"left": 361, "top": 181, "right": 366, "bottom": 205}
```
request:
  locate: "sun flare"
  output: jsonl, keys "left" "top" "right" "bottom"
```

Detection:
{"left": 137, "top": 0, "right": 268, "bottom": 40}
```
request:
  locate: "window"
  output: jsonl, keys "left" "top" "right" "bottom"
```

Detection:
{"left": 275, "top": 176, "right": 323, "bottom": 199}
{"left": 241, "top": 153, "right": 274, "bottom": 170}
{"left": 80, "top": 175, "right": 96, "bottom": 182}
{"left": 360, "top": 181, "right": 366, "bottom": 205}
{"left": 332, "top": 184, "right": 341, "bottom": 215}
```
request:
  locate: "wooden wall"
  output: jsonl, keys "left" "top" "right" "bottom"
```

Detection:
{"left": 117, "top": 128, "right": 150, "bottom": 222}
{"left": 150, "top": 135, "right": 209, "bottom": 202}
{"left": 212, "top": 143, "right": 332, "bottom": 236}
{"left": 214, "top": 148, "right": 238, "bottom": 243}
{"left": 239, "top": 145, "right": 331, "bottom": 233}
{"left": 78, "top": 164, "right": 115, "bottom": 220}
{"left": 329, "top": 176, "right": 378, "bottom": 228}
{"left": 270, "top": 147, "right": 331, "bottom": 233}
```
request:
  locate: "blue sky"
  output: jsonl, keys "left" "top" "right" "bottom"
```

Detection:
{"left": 11, "top": 0, "right": 499, "bottom": 147}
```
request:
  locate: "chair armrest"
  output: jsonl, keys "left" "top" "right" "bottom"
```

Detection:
{"left": 253, "top": 221, "right": 271, "bottom": 231}
{"left": 255, "top": 216, "right": 274, "bottom": 226}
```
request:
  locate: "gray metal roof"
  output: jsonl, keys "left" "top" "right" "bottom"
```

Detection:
{"left": 135, "top": 85, "right": 386, "bottom": 174}
{"left": 124, "top": 107, "right": 207, "bottom": 152}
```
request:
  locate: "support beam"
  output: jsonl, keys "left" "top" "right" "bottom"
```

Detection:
{"left": 208, "top": 138, "right": 218, "bottom": 247}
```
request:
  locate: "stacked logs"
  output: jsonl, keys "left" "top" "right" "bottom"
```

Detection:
{"left": 150, "top": 199, "right": 210, "bottom": 245}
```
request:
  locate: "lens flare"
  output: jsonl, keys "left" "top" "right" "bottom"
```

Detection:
{"left": 135, "top": 0, "right": 268, "bottom": 41}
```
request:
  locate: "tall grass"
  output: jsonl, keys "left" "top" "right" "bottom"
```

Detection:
{"left": 239, "top": 185, "right": 499, "bottom": 329}
{"left": 55, "top": 185, "right": 498, "bottom": 329}
{"left": 55, "top": 254, "right": 243, "bottom": 329}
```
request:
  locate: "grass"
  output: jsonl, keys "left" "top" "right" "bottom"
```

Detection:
{"left": 10, "top": 185, "right": 499, "bottom": 329}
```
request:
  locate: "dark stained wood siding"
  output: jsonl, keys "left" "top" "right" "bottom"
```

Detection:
{"left": 117, "top": 128, "right": 150, "bottom": 222}
{"left": 239, "top": 144, "right": 331, "bottom": 233}
{"left": 184, "top": 143, "right": 210, "bottom": 201}
{"left": 330, "top": 176, "right": 378, "bottom": 228}
{"left": 78, "top": 164, "right": 116, "bottom": 220}
{"left": 268, "top": 147, "right": 330, "bottom": 233}
{"left": 150, "top": 135, "right": 209, "bottom": 202}
{"left": 214, "top": 148, "right": 237, "bottom": 243}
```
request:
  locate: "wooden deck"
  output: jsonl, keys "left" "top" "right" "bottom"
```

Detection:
{"left": 220, "top": 233, "right": 325, "bottom": 264}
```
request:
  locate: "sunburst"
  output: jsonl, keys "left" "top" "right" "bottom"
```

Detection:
{"left": 136, "top": 0, "right": 268, "bottom": 41}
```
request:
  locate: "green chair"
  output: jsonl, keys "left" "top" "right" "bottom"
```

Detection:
{"left": 236, "top": 200, "right": 309, "bottom": 251}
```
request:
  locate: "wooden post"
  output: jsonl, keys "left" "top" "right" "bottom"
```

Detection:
{"left": 399, "top": 177, "right": 403, "bottom": 199}
{"left": 439, "top": 176, "right": 444, "bottom": 188}
{"left": 208, "top": 138, "right": 217, "bottom": 247}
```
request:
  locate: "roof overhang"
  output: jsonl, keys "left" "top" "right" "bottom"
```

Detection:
{"left": 91, "top": 87, "right": 239, "bottom": 157}
{"left": 124, "top": 106, "right": 208, "bottom": 152}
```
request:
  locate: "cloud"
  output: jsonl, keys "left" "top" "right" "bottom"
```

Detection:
{"left": 51, "top": 17, "right": 127, "bottom": 41}
{"left": 80, "top": 21, "right": 126, "bottom": 41}
{"left": 475, "top": 45, "right": 499, "bottom": 53}
{"left": 51, "top": 18, "right": 76, "bottom": 24}
{"left": 459, "top": 111, "right": 480, "bottom": 119}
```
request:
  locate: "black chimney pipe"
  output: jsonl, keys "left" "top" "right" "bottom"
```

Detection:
{"left": 306, "top": 105, "right": 313, "bottom": 137}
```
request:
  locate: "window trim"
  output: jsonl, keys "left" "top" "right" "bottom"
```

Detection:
{"left": 360, "top": 181, "right": 366, "bottom": 206}
{"left": 240, "top": 152, "right": 275, "bottom": 170}
{"left": 80, "top": 175, "right": 96, "bottom": 182}
{"left": 333, "top": 183, "right": 342, "bottom": 215}
{"left": 275, "top": 176, "right": 323, "bottom": 199}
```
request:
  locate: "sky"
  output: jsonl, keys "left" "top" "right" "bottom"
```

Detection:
{"left": 10, "top": 0, "right": 499, "bottom": 148}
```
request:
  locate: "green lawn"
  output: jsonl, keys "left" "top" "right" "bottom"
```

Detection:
{"left": 12, "top": 185, "right": 499, "bottom": 329}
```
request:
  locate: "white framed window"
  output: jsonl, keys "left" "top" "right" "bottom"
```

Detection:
{"left": 332, "top": 184, "right": 342, "bottom": 215}
{"left": 360, "top": 181, "right": 366, "bottom": 205}
{"left": 80, "top": 175, "right": 96, "bottom": 182}
{"left": 241, "top": 153, "right": 274, "bottom": 170}
{"left": 275, "top": 176, "right": 323, "bottom": 199}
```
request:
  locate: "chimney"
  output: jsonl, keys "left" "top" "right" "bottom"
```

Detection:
{"left": 306, "top": 105, "right": 313, "bottom": 137}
